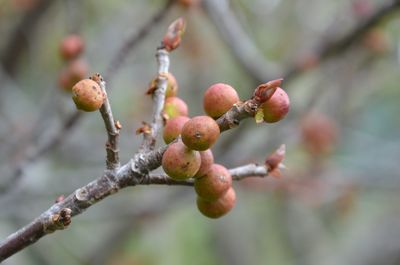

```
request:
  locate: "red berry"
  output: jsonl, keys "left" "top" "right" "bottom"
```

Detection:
{"left": 164, "top": 97, "right": 189, "bottom": 119}
{"left": 181, "top": 116, "right": 220, "bottom": 151}
{"left": 162, "top": 141, "right": 201, "bottom": 180}
{"left": 194, "top": 164, "right": 232, "bottom": 201}
{"left": 60, "top": 34, "right": 84, "bottom": 61}
{"left": 194, "top": 149, "right": 214, "bottom": 178}
{"left": 203, "top": 83, "right": 239, "bottom": 118}
{"left": 197, "top": 187, "right": 236, "bottom": 218}
{"left": 261, "top": 87, "right": 290, "bottom": 123}
{"left": 72, "top": 79, "right": 104, "bottom": 112}
{"left": 58, "top": 59, "right": 88, "bottom": 92}
{"left": 163, "top": 116, "right": 190, "bottom": 144}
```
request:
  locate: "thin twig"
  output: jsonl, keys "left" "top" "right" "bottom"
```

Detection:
{"left": 96, "top": 75, "right": 120, "bottom": 170}
{"left": 141, "top": 49, "right": 170, "bottom": 151}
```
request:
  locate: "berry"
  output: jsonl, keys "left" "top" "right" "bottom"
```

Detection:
{"left": 197, "top": 187, "right": 236, "bottom": 218}
{"left": 58, "top": 59, "right": 88, "bottom": 91}
{"left": 194, "top": 164, "right": 232, "bottom": 201}
{"left": 261, "top": 87, "right": 290, "bottom": 123}
{"left": 72, "top": 79, "right": 104, "bottom": 112}
{"left": 148, "top": 72, "right": 178, "bottom": 98}
{"left": 163, "top": 116, "right": 190, "bottom": 144}
{"left": 181, "top": 116, "right": 220, "bottom": 151}
{"left": 178, "top": 0, "right": 201, "bottom": 7}
{"left": 203, "top": 83, "right": 239, "bottom": 118}
{"left": 60, "top": 34, "right": 84, "bottom": 61}
{"left": 194, "top": 149, "right": 214, "bottom": 178}
{"left": 162, "top": 141, "right": 201, "bottom": 180}
{"left": 164, "top": 97, "right": 189, "bottom": 119}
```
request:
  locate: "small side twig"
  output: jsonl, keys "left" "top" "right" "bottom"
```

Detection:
{"left": 93, "top": 74, "right": 120, "bottom": 170}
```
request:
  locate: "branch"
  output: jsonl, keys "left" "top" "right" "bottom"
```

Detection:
{"left": 141, "top": 49, "right": 170, "bottom": 151}
{"left": 203, "top": 0, "right": 400, "bottom": 83}
{"left": 95, "top": 74, "right": 120, "bottom": 170}
{"left": 284, "top": 0, "right": 400, "bottom": 81}
{"left": 2, "top": 1, "right": 174, "bottom": 194}
{"left": 202, "top": 0, "right": 280, "bottom": 83}
{"left": 143, "top": 163, "right": 269, "bottom": 186}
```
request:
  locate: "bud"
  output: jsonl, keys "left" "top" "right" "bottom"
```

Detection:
{"left": 265, "top": 144, "right": 286, "bottom": 178}
{"left": 253, "top": 79, "right": 282, "bottom": 104}
{"left": 162, "top": 17, "right": 186, "bottom": 52}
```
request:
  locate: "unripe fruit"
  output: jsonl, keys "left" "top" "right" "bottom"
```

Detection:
{"left": 163, "top": 116, "right": 190, "bottom": 144}
{"left": 60, "top": 34, "right": 84, "bottom": 61}
{"left": 194, "top": 164, "right": 232, "bottom": 201}
{"left": 181, "top": 116, "right": 220, "bottom": 151}
{"left": 203, "top": 83, "right": 239, "bottom": 118}
{"left": 197, "top": 187, "right": 236, "bottom": 218}
{"left": 194, "top": 149, "right": 214, "bottom": 178}
{"left": 58, "top": 59, "right": 88, "bottom": 91}
{"left": 72, "top": 79, "right": 105, "bottom": 112}
{"left": 148, "top": 72, "right": 178, "bottom": 98}
{"left": 261, "top": 87, "right": 290, "bottom": 123}
{"left": 162, "top": 141, "right": 201, "bottom": 180}
{"left": 164, "top": 97, "right": 189, "bottom": 119}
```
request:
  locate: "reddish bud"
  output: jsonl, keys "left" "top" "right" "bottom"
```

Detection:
{"left": 162, "top": 17, "right": 186, "bottom": 52}
{"left": 136, "top": 122, "right": 152, "bottom": 135}
{"left": 265, "top": 144, "right": 286, "bottom": 178}
{"left": 253, "top": 79, "right": 282, "bottom": 104}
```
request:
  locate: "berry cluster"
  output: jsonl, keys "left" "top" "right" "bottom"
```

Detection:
{"left": 158, "top": 79, "right": 289, "bottom": 218}
{"left": 58, "top": 34, "right": 88, "bottom": 92}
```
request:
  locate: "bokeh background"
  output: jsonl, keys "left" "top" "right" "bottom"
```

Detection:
{"left": 1, "top": 0, "right": 400, "bottom": 264}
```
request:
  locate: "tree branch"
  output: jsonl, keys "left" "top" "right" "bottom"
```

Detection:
{"left": 2, "top": 1, "right": 174, "bottom": 194}
{"left": 141, "top": 48, "right": 170, "bottom": 151}
{"left": 203, "top": 0, "right": 400, "bottom": 83}
{"left": 95, "top": 75, "right": 120, "bottom": 170}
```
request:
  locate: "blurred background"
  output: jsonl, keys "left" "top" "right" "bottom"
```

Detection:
{"left": 1, "top": 0, "right": 400, "bottom": 264}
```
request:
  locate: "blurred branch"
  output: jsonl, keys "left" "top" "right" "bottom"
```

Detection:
{"left": 0, "top": 0, "right": 54, "bottom": 77}
{"left": 284, "top": 0, "right": 400, "bottom": 81}
{"left": 203, "top": 0, "right": 400, "bottom": 83}
{"left": 1, "top": 0, "right": 174, "bottom": 196}
{"left": 202, "top": 0, "right": 280, "bottom": 83}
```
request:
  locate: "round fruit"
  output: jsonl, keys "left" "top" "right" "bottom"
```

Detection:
{"left": 181, "top": 116, "right": 220, "bottom": 151}
{"left": 194, "top": 164, "right": 232, "bottom": 201}
{"left": 194, "top": 149, "right": 214, "bottom": 178}
{"left": 261, "top": 87, "right": 290, "bottom": 123}
{"left": 164, "top": 97, "right": 189, "bottom": 119}
{"left": 197, "top": 187, "right": 236, "bottom": 218}
{"left": 58, "top": 59, "right": 88, "bottom": 91}
{"left": 162, "top": 141, "right": 201, "bottom": 180}
{"left": 60, "top": 34, "right": 84, "bottom": 61}
{"left": 163, "top": 116, "right": 190, "bottom": 144}
{"left": 165, "top": 72, "right": 178, "bottom": 97}
{"left": 72, "top": 79, "right": 104, "bottom": 112}
{"left": 203, "top": 83, "right": 239, "bottom": 118}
